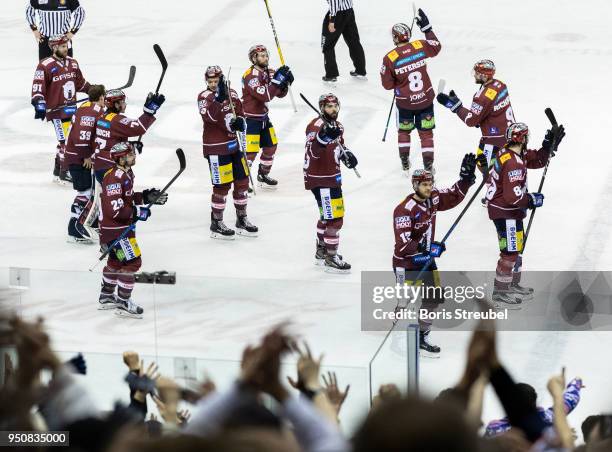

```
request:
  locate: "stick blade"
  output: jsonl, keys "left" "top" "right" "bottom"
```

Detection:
{"left": 153, "top": 44, "right": 168, "bottom": 69}
{"left": 176, "top": 148, "right": 186, "bottom": 170}
{"left": 544, "top": 107, "right": 557, "bottom": 127}
{"left": 437, "top": 78, "right": 446, "bottom": 94}
{"left": 126, "top": 65, "right": 136, "bottom": 87}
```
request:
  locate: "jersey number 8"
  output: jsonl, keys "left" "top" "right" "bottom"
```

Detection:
{"left": 408, "top": 72, "right": 424, "bottom": 92}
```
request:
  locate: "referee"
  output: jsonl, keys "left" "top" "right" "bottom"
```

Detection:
{"left": 26, "top": 0, "right": 86, "bottom": 60}
{"left": 321, "top": 0, "right": 366, "bottom": 82}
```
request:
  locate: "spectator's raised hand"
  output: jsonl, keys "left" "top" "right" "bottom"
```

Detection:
{"left": 287, "top": 341, "right": 323, "bottom": 391}
{"left": 322, "top": 371, "right": 350, "bottom": 416}
{"left": 122, "top": 350, "right": 141, "bottom": 372}
{"left": 547, "top": 367, "right": 566, "bottom": 398}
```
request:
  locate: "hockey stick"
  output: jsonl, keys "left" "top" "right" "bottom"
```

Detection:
{"left": 381, "top": 3, "right": 418, "bottom": 143}
{"left": 136, "top": 45, "right": 168, "bottom": 144}
{"left": 262, "top": 0, "right": 298, "bottom": 113}
{"left": 521, "top": 108, "right": 558, "bottom": 254}
{"left": 227, "top": 78, "right": 256, "bottom": 195}
{"left": 49, "top": 65, "right": 137, "bottom": 113}
{"left": 89, "top": 148, "right": 186, "bottom": 271}
{"left": 300, "top": 92, "right": 361, "bottom": 178}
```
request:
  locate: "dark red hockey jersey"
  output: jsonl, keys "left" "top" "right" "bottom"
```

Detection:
{"left": 303, "top": 117, "right": 345, "bottom": 190}
{"left": 197, "top": 88, "right": 243, "bottom": 156}
{"left": 486, "top": 147, "right": 549, "bottom": 220}
{"left": 99, "top": 166, "right": 143, "bottom": 244}
{"left": 241, "top": 66, "right": 287, "bottom": 119}
{"left": 455, "top": 79, "right": 515, "bottom": 148}
{"left": 393, "top": 180, "right": 471, "bottom": 269}
{"left": 64, "top": 101, "right": 104, "bottom": 166}
{"left": 380, "top": 31, "right": 441, "bottom": 110}
{"left": 31, "top": 56, "right": 90, "bottom": 120}
{"left": 93, "top": 112, "right": 155, "bottom": 171}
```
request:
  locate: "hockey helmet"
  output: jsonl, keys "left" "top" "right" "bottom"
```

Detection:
{"left": 48, "top": 34, "right": 69, "bottom": 49}
{"left": 506, "top": 122, "right": 530, "bottom": 145}
{"left": 473, "top": 59, "right": 496, "bottom": 81}
{"left": 412, "top": 169, "right": 434, "bottom": 191}
{"left": 110, "top": 142, "right": 135, "bottom": 161}
{"left": 248, "top": 44, "right": 269, "bottom": 64}
{"left": 318, "top": 93, "right": 340, "bottom": 111}
{"left": 205, "top": 65, "right": 223, "bottom": 80}
{"left": 392, "top": 23, "right": 411, "bottom": 43}
{"left": 104, "top": 89, "right": 126, "bottom": 109}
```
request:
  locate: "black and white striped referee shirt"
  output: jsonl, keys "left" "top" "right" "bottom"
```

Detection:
{"left": 326, "top": 0, "right": 353, "bottom": 18}
{"left": 26, "top": 0, "right": 85, "bottom": 37}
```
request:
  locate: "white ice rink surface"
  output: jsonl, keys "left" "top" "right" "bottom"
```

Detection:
{"left": 2, "top": 0, "right": 612, "bottom": 437}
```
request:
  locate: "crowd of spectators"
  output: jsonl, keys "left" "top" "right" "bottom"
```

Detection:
{"left": 1, "top": 314, "right": 610, "bottom": 452}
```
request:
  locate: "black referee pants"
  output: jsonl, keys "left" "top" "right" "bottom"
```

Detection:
{"left": 38, "top": 36, "right": 73, "bottom": 61}
{"left": 321, "top": 8, "right": 366, "bottom": 78}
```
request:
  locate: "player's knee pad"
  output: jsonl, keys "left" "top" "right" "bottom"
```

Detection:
{"left": 261, "top": 145, "right": 277, "bottom": 161}
{"left": 398, "top": 121, "right": 415, "bottom": 132}
{"left": 417, "top": 129, "right": 434, "bottom": 148}
{"left": 233, "top": 177, "right": 249, "bottom": 193}
{"left": 213, "top": 183, "right": 231, "bottom": 197}
{"left": 327, "top": 217, "right": 344, "bottom": 233}
{"left": 122, "top": 256, "right": 142, "bottom": 274}
{"left": 497, "top": 252, "right": 517, "bottom": 275}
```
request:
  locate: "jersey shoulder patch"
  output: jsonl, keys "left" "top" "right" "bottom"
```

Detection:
{"left": 484, "top": 88, "right": 498, "bottom": 100}
{"left": 105, "top": 112, "right": 117, "bottom": 121}
{"left": 41, "top": 57, "right": 54, "bottom": 67}
{"left": 82, "top": 101, "right": 91, "bottom": 108}
{"left": 387, "top": 49, "right": 399, "bottom": 62}
{"left": 499, "top": 152, "right": 512, "bottom": 165}
{"left": 114, "top": 168, "right": 125, "bottom": 178}
{"left": 411, "top": 40, "right": 423, "bottom": 50}
{"left": 405, "top": 198, "right": 417, "bottom": 211}
{"left": 242, "top": 67, "right": 252, "bottom": 79}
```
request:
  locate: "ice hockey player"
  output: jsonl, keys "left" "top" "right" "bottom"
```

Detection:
{"left": 97, "top": 142, "right": 168, "bottom": 319}
{"left": 31, "top": 34, "right": 92, "bottom": 184}
{"left": 380, "top": 10, "right": 441, "bottom": 174}
{"left": 242, "top": 44, "right": 294, "bottom": 189}
{"left": 197, "top": 66, "right": 257, "bottom": 239}
{"left": 64, "top": 84, "right": 106, "bottom": 244}
{"left": 392, "top": 154, "right": 476, "bottom": 356}
{"left": 436, "top": 59, "right": 516, "bottom": 204}
{"left": 304, "top": 93, "right": 358, "bottom": 273}
{"left": 486, "top": 122, "right": 564, "bottom": 307}
{"left": 93, "top": 89, "right": 165, "bottom": 182}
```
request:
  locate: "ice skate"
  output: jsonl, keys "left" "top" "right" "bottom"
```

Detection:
{"left": 67, "top": 218, "right": 95, "bottom": 245}
{"left": 509, "top": 283, "right": 534, "bottom": 301}
{"left": 115, "top": 297, "right": 143, "bottom": 319}
{"left": 236, "top": 216, "right": 258, "bottom": 237}
{"left": 324, "top": 253, "right": 351, "bottom": 274}
{"left": 210, "top": 215, "right": 235, "bottom": 240}
{"left": 400, "top": 154, "right": 411, "bottom": 176}
{"left": 419, "top": 330, "right": 440, "bottom": 359}
{"left": 98, "top": 293, "right": 118, "bottom": 310}
{"left": 492, "top": 289, "right": 523, "bottom": 310}
{"left": 315, "top": 240, "right": 326, "bottom": 266}
{"left": 257, "top": 173, "right": 278, "bottom": 190}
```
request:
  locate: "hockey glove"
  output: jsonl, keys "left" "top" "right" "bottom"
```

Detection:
{"left": 429, "top": 241, "right": 446, "bottom": 258}
{"left": 341, "top": 150, "right": 358, "bottom": 169}
{"left": 436, "top": 90, "right": 462, "bottom": 112}
{"left": 130, "top": 141, "right": 144, "bottom": 154}
{"left": 412, "top": 253, "right": 432, "bottom": 266}
{"left": 215, "top": 75, "right": 228, "bottom": 103}
{"left": 318, "top": 123, "right": 342, "bottom": 143}
{"left": 459, "top": 153, "right": 477, "bottom": 184}
{"left": 143, "top": 189, "right": 168, "bottom": 205}
{"left": 551, "top": 124, "right": 565, "bottom": 156}
{"left": 272, "top": 65, "right": 292, "bottom": 86}
{"left": 65, "top": 353, "right": 87, "bottom": 375}
{"left": 125, "top": 371, "right": 156, "bottom": 395}
{"left": 527, "top": 192, "right": 544, "bottom": 209}
{"left": 476, "top": 152, "right": 488, "bottom": 169}
{"left": 32, "top": 99, "right": 46, "bottom": 120}
{"left": 415, "top": 8, "right": 432, "bottom": 32}
{"left": 230, "top": 116, "right": 247, "bottom": 132}
{"left": 143, "top": 92, "right": 166, "bottom": 115}
{"left": 133, "top": 206, "right": 151, "bottom": 221}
